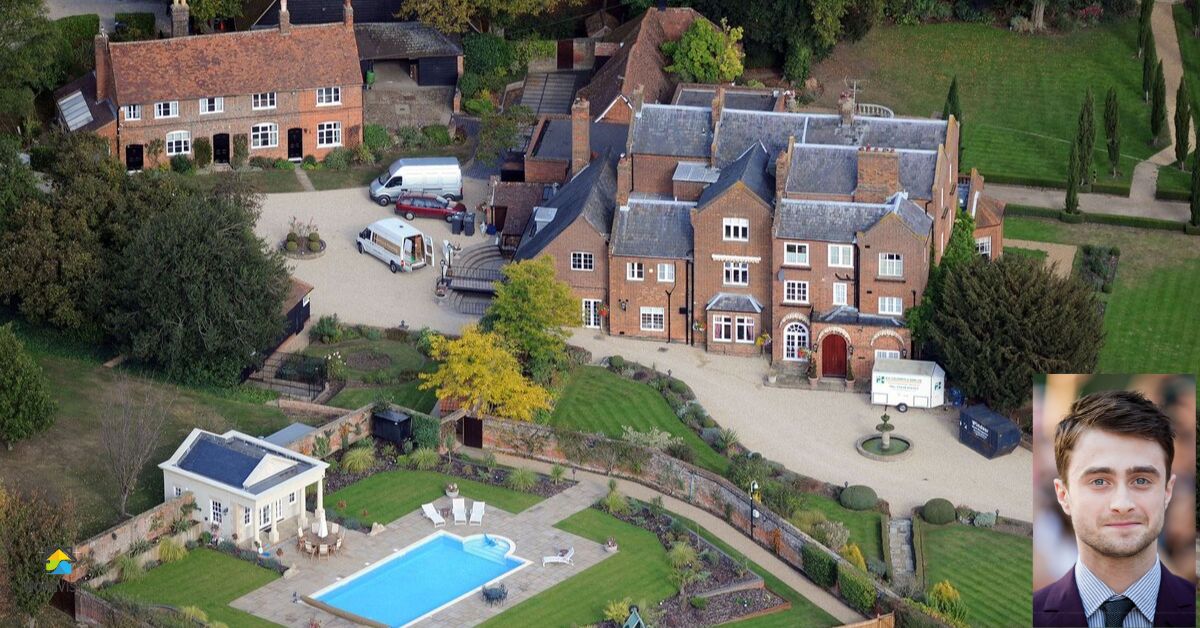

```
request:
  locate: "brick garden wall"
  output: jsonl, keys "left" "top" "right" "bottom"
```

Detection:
{"left": 287, "top": 405, "right": 374, "bottom": 458}
{"left": 68, "top": 493, "right": 197, "bottom": 586}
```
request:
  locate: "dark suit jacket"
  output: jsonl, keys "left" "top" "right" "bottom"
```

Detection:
{"left": 1033, "top": 563, "right": 1196, "bottom": 627}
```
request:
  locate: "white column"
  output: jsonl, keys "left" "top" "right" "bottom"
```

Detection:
{"left": 298, "top": 485, "right": 308, "bottom": 529}
{"left": 252, "top": 502, "right": 262, "bottom": 548}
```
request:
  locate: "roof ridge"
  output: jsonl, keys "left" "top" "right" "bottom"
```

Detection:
{"left": 109, "top": 20, "right": 348, "bottom": 49}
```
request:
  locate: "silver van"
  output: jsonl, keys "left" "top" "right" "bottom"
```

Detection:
{"left": 369, "top": 157, "right": 462, "bottom": 206}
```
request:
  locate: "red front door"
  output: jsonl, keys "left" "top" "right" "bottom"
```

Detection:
{"left": 821, "top": 334, "right": 847, "bottom": 378}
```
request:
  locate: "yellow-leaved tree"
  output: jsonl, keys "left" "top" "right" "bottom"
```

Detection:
{"left": 418, "top": 325, "right": 551, "bottom": 421}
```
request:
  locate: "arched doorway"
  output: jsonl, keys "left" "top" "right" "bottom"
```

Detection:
{"left": 783, "top": 322, "right": 809, "bottom": 361}
{"left": 821, "top": 334, "right": 847, "bottom": 378}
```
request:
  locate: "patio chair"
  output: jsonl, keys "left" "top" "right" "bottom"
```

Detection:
{"left": 421, "top": 503, "right": 446, "bottom": 527}
{"left": 469, "top": 501, "right": 485, "bottom": 526}
{"left": 334, "top": 536, "right": 344, "bottom": 554}
{"left": 310, "top": 522, "right": 319, "bottom": 535}
{"left": 542, "top": 547, "right": 574, "bottom": 567}
{"left": 318, "top": 544, "right": 329, "bottom": 560}
{"left": 331, "top": 522, "right": 340, "bottom": 535}
{"left": 452, "top": 498, "right": 468, "bottom": 525}
{"left": 304, "top": 540, "right": 315, "bottom": 559}
{"left": 481, "top": 583, "right": 508, "bottom": 606}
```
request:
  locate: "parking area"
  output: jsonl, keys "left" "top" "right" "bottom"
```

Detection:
{"left": 256, "top": 186, "right": 491, "bottom": 335}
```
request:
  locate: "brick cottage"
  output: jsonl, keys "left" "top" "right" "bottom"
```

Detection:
{"left": 54, "top": 0, "right": 363, "bottom": 169}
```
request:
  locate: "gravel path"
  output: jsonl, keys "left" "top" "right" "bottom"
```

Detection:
{"left": 1006, "top": 239, "right": 1077, "bottom": 278}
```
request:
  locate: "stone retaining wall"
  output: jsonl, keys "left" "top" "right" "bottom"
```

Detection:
{"left": 68, "top": 494, "right": 197, "bottom": 585}
{"left": 286, "top": 405, "right": 373, "bottom": 458}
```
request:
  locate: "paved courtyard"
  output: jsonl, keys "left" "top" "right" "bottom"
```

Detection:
{"left": 231, "top": 480, "right": 609, "bottom": 627}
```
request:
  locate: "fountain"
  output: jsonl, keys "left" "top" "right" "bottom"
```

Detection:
{"left": 856, "top": 410, "right": 914, "bottom": 461}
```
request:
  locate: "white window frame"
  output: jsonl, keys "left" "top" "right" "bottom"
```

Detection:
{"left": 722, "top": 217, "right": 749, "bottom": 242}
{"left": 165, "top": 130, "right": 191, "bottom": 156}
{"left": 734, "top": 316, "right": 755, "bottom": 343}
{"left": 875, "top": 349, "right": 902, "bottom": 361}
{"left": 210, "top": 499, "right": 223, "bottom": 524}
{"left": 570, "top": 251, "right": 594, "bottom": 271}
{"left": 627, "top": 262, "right": 644, "bottom": 281}
{"left": 783, "top": 280, "right": 808, "bottom": 304}
{"left": 878, "top": 297, "right": 903, "bottom": 316}
{"left": 252, "top": 92, "right": 277, "bottom": 110}
{"left": 243, "top": 507, "right": 252, "bottom": 526}
{"left": 833, "top": 282, "right": 848, "bottom": 306}
{"left": 783, "top": 322, "right": 809, "bottom": 361}
{"left": 723, "top": 261, "right": 749, "bottom": 286}
{"left": 316, "top": 86, "right": 341, "bottom": 106}
{"left": 640, "top": 307, "right": 665, "bottom": 331}
{"left": 784, "top": 242, "right": 809, "bottom": 266}
{"left": 317, "top": 122, "right": 342, "bottom": 148}
{"left": 975, "top": 236, "right": 992, "bottom": 258}
{"left": 879, "top": 253, "right": 903, "bottom": 278}
{"left": 275, "top": 498, "right": 285, "bottom": 522}
{"left": 712, "top": 315, "right": 732, "bottom": 342}
{"left": 289, "top": 491, "right": 297, "bottom": 504}
{"left": 828, "top": 244, "right": 854, "bottom": 268}
{"left": 582, "top": 299, "right": 601, "bottom": 329}
{"left": 198, "top": 96, "right": 224, "bottom": 115}
{"left": 123, "top": 104, "right": 141, "bottom": 121}
{"left": 260, "top": 504, "right": 272, "bottom": 528}
{"left": 173, "top": 486, "right": 182, "bottom": 498}
{"left": 154, "top": 101, "right": 178, "bottom": 119}
{"left": 657, "top": 263, "right": 675, "bottom": 283}
{"left": 251, "top": 122, "right": 279, "bottom": 149}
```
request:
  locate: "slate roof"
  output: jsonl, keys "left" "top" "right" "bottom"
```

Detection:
{"left": 255, "top": 0, "right": 404, "bottom": 25}
{"left": 786, "top": 145, "right": 858, "bottom": 196}
{"left": 800, "top": 115, "right": 947, "bottom": 150}
{"left": 611, "top": 200, "right": 695, "bottom": 259}
{"left": 775, "top": 194, "right": 933, "bottom": 243}
{"left": 490, "top": 181, "right": 557, "bottom": 237}
{"left": 530, "top": 119, "right": 629, "bottom": 164}
{"left": 354, "top": 22, "right": 463, "bottom": 60}
{"left": 576, "top": 7, "right": 703, "bottom": 119}
{"left": 706, "top": 293, "right": 763, "bottom": 313}
{"left": 631, "top": 105, "right": 711, "bottom": 157}
{"left": 53, "top": 72, "right": 116, "bottom": 133}
{"left": 106, "top": 22, "right": 361, "bottom": 104}
{"left": 899, "top": 151, "right": 937, "bottom": 199}
{"left": 176, "top": 432, "right": 316, "bottom": 495}
{"left": 697, "top": 143, "right": 774, "bottom": 208}
{"left": 263, "top": 422, "right": 315, "bottom": 447}
{"left": 814, "top": 305, "right": 905, "bottom": 327}
{"left": 675, "top": 87, "right": 777, "bottom": 111}
{"left": 514, "top": 157, "right": 616, "bottom": 260}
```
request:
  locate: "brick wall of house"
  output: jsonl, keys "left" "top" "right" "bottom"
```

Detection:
{"left": 810, "top": 322, "right": 910, "bottom": 388}
{"left": 524, "top": 157, "right": 569, "bottom": 183}
{"left": 692, "top": 186, "right": 773, "bottom": 355}
{"left": 974, "top": 222, "right": 1004, "bottom": 259}
{"left": 537, "top": 219, "right": 609, "bottom": 310}
{"left": 857, "top": 214, "right": 929, "bottom": 317}
{"left": 672, "top": 180, "right": 706, "bottom": 201}
{"left": 631, "top": 153, "right": 682, "bottom": 195}
{"left": 116, "top": 86, "right": 363, "bottom": 166}
{"left": 608, "top": 254, "right": 689, "bottom": 342}
{"left": 599, "top": 97, "right": 632, "bottom": 124}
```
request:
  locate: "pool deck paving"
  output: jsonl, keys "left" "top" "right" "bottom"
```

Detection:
{"left": 231, "top": 480, "right": 610, "bottom": 627}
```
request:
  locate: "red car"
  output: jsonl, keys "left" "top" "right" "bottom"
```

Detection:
{"left": 394, "top": 194, "right": 467, "bottom": 221}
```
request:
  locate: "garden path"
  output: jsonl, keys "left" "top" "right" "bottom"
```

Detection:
{"left": 293, "top": 167, "right": 316, "bottom": 192}
{"left": 1005, "top": 239, "right": 1077, "bottom": 278}
{"left": 887, "top": 518, "right": 916, "bottom": 593}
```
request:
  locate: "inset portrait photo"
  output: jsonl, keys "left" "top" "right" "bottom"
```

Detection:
{"left": 1032, "top": 374, "right": 1196, "bottom": 627}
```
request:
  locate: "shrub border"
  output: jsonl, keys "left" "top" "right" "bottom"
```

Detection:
{"left": 1006, "top": 203, "right": 1194, "bottom": 233}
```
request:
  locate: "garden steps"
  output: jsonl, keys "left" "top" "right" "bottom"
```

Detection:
{"left": 888, "top": 518, "right": 917, "bottom": 592}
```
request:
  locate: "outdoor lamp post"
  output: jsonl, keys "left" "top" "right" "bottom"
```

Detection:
{"left": 749, "top": 480, "right": 759, "bottom": 541}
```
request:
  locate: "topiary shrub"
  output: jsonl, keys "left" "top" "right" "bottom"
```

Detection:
{"left": 307, "top": 240, "right": 321, "bottom": 253}
{"left": 837, "top": 563, "right": 877, "bottom": 615}
{"left": 923, "top": 498, "right": 956, "bottom": 524}
{"left": 192, "top": 137, "right": 212, "bottom": 168}
{"left": 308, "top": 231, "right": 321, "bottom": 243}
{"left": 170, "top": 154, "right": 194, "bottom": 174}
{"left": 839, "top": 485, "right": 878, "bottom": 511}
{"left": 608, "top": 355, "right": 626, "bottom": 370}
{"left": 801, "top": 543, "right": 836, "bottom": 588}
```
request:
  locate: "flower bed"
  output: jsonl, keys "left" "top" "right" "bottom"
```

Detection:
{"left": 1078, "top": 244, "right": 1120, "bottom": 293}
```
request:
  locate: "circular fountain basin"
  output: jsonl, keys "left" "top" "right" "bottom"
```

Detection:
{"left": 855, "top": 434, "right": 914, "bottom": 461}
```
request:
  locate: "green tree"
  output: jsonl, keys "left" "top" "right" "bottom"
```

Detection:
{"left": 1065, "top": 141, "right": 1080, "bottom": 213}
{"left": 907, "top": 211, "right": 976, "bottom": 354}
{"left": 1104, "top": 87, "right": 1121, "bottom": 176}
{"left": 404, "top": 0, "right": 576, "bottom": 34}
{"left": 1143, "top": 35, "right": 1157, "bottom": 102}
{"left": 1138, "top": 0, "right": 1154, "bottom": 57}
{"left": 0, "top": 324, "right": 55, "bottom": 450}
{"left": 0, "top": 136, "right": 40, "bottom": 221}
{"left": 0, "top": 485, "right": 78, "bottom": 623}
{"left": 661, "top": 18, "right": 745, "bottom": 84}
{"left": 1075, "top": 89, "right": 1095, "bottom": 186}
{"left": 782, "top": 37, "right": 814, "bottom": 85}
{"left": 106, "top": 187, "right": 289, "bottom": 385}
{"left": 808, "top": 0, "right": 848, "bottom": 51}
{"left": 1151, "top": 60, "right": 1167, "bottom": 143}
{"left": 1193, "top": 0, "right": 1199, "bottom": 36}
{"left": 942, "top": 76, "right": 962, "bottom": 123}
{"left": 1174, "top": 77, "right": 1192, "bottom": 168}
{"left": 481, "top": 256, "right": 577, "bottom": 383}
{"left": 1190, "top": 152, "right": 1200, "bottom": 227}
{"left": 930, "top": 256, "right": 1103, "bottom": 414}
{"left": 0, "top": 0, "right": 67, "bottom": 131}
{"left": 476, "top": 105, "right": 534, "bottom": 166}
{"left": 186, "top": 0, "right": 242, "bottom": 30}
{"left": 418, "top": 325, "right": 551, "bottom": 421}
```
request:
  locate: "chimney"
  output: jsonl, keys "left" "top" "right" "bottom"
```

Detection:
{"left": 838, "top": 90, "right": 855, "bottom": 127}
{"left": 279, "top": 0, "right": 291, "bottom": 33}
{"left": 343, "top": 0, "right": 353, "bottom": 27}
{"left": 571, "top": 97, "right": 590, "bottom": 176}
{"left": 94, "top": 29, "right": 109, "bottom": 102}
{"left": 854, "top": 147, "right": 901, "bottom": 203}
{"left": 711, "top": 85, "right": 725, "bottom": 127}
{"left": 630, "top": 84, "right": 645, "bottom": 118}
{"left": 776, "top": 135, "right": 794, "bottom": 201}
{"left": 617, "top": 154, "right": 632, "bottom": 206}
{"left": 171, "top": 0, "right": 189, "bottom": 38}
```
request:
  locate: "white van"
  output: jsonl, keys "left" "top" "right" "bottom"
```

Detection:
{"left": 870, "top": 358, "right": 946, "bottom": 412}
{"left": 369, "top": 157, "right": 462, "bottom": 206}
{"left": 356, "top": 218, "right": 433, "bottom": 273}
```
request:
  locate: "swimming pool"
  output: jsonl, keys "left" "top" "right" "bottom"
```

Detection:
{"left": 309, "top": 531, "right": 528, "bottom": 627}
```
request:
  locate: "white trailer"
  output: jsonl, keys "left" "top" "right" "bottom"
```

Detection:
{"left": 870, "top": 359, "right": 946, "bottom": 412}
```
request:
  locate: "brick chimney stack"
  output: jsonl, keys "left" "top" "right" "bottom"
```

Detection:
{"left": 344, "top": 0, "right": 354, "bottom": 27}
{"left": 94, "top": 29, "right": 109, "bottom": 101}
{"left": 571, "top": 97, "right": 590, "bottom": 176}
{"left": 279, "top": 0, "right": 291, "bottom": 33}
{"left": 631, "top": 84, "right": 645, "bottom": 118}
{"left": 854, "top": 147, "right": 901, "bottom": 203}
{"left": 776, "top": 135, "right": 794, "bottom": 201}
{"left": 616, "top": 154, "right": 632, "bottom": 206}
{"left": 711, "top": 85, "right": 725, "bottom": 127}
{"left": 838, "top": 90, "right": 855, "bottom": 127}
{"left": 171, "top": 0, "right": 189, "bottom": 38}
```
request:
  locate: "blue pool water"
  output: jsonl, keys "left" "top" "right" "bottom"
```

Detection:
{"left": 313, "top": 532, "right": 526, "bottom": 627}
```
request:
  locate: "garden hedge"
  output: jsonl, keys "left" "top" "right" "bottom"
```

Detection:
{"left": 1005, "top": 203, "right": 1191, "bottom": 233}
{"left": 837, "top": 563, "right": 877, "bottom": 615}
{"left": 838, "top": 485, "right": 878, "bottom": 511}
{"left": 801, "top": 542, "right": 836, "bottom": 588}
{"left": 981, "top": 172, "right": 1130, "bottom": 197}
{"left": 923, "top": 498, "right": 956, "bottom": 524}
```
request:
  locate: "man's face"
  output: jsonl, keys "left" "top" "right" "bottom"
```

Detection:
{"left": 1054, "top": 429, "right": 1175, "bottom": 559}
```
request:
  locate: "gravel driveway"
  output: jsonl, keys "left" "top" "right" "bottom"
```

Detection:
{"left": 256, "top": 186, "right": 490, "bottom": 335}
{"left": 44, "top": 0, "right": 169, "bottom": 33}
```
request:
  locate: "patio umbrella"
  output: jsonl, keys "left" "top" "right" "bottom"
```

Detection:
{"left": 317, "top": 511, "right": 329, "bottom": 539}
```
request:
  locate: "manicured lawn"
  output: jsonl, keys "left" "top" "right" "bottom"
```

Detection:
{"left": 1001, "top": 216, "right": 1200, "bottom": 372}
{"left": 918, "top": 522, "right": 1031, "bottom": 628}
{"left": 104, "top": 549, "right": 281, "bottom": 628}
{"left": 324, "top": 470, "right": 544, "bottom": 526}
{"left": 1175, "top": 6, "right": 1200, "bottom": 135}
{"left": 812, "top": 20, "right": 1155, "bottom": 191}
{"left": 549, "top": 367, "right": 729, "bottom": 475}
{"left": 1156, "top": 162, "right": 1193, "bottom": 199}
{"left": 800, "top": 494, "right": 884, "bottom": 563}
{"left": 329, "top": 380, "right": 437, "bottom": 413}
{"left": 194, "top": 169, "right": 304, "bottom": 194}
{"left": 1003, "top": 246, "right": 1049, "bottom": 263}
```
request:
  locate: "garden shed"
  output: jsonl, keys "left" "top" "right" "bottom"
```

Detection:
{"left": 372, "top": 407, "right": 413, "bottom": 445}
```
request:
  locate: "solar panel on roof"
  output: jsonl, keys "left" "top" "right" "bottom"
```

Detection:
{"left": 57, "top": 91, "right": 93, "bottom": 131}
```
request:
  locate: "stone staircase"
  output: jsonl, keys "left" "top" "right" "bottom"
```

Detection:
{"left": 518, "top": 71, "right": 589, "bottom": 116}
{"left": 444, "top": 243, "right": 505, "bottom": 314}
{"left": 889, "top": 518, "right": 917, "bottom": 592}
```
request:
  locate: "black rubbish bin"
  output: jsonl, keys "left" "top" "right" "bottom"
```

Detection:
{"left": 463, "top": 212, "right": 475, "bottom": 236}
{"left": 451, "top": 213, "right": 463, "bottom": 235}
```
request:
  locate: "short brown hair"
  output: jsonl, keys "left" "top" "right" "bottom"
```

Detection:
{"left": 1054, "top": 390, "right": 1175, "bottom": 483}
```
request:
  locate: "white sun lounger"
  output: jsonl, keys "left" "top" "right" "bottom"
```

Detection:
{"left": 452, "top": 498, "right": 468, "bottom": 525}
{"left": 469, "top": 501, "right": 485, "bottom": 526}
{"left": 542, "top": 546, "right": 574, "bottom": 567}
{"left": 421, "top": 503, "right": 446, "bottom": 527}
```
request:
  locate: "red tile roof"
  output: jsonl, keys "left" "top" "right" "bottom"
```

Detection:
{"left": 490, "top": 181, "right": 552, "bottom": 237}
{"left": 107, "top": 23, "right": 361, "bottom": 105}
{"left": 975, "top": 194, "right": 1005, "bottom": 228}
